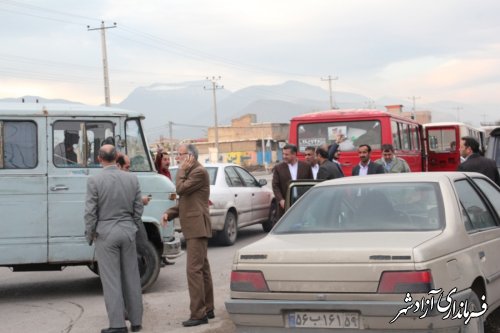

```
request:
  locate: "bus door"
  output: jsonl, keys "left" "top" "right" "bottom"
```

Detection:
{"left": 425, "top": 125, "right": 460, "bottom": 171}
{"left": 391, "top": 121, "right": 424, "bottom": 172}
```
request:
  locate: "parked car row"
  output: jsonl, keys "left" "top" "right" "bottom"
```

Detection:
{"left": 170, "top": 163, "right": 277, "bottom": 245}
{"left": 226, "top": 172, "right": 500, "bottom": 332}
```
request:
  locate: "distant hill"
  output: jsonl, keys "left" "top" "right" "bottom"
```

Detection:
{"left": 2, "top": 82, "right": 498, "bottom": 141}
{"left": 0, "top": 96, "right": 81, "bottom": 104}
{"left": 118, "top": 80, "right": 374, "bottom": 140}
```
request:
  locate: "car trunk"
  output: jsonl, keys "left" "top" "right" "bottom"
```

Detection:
{"left": 236, "top": 231, "right": 441, "bottom": 293}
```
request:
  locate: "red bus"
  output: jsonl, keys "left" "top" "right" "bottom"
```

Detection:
{"left": 423, "top": 122, "right": 485, "bottom": 172}
{"left": 289, "top": 109, "right": 424, "bottom": 176}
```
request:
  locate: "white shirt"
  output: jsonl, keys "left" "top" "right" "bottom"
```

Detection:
{"left": 311, "top": 164, "right": 319, "bottom": 180}
{"left": 358, "top": 162, "right": 369, "bottom": 176}
{"left": 288, "top": 161, "right": 299, "bottom": 180}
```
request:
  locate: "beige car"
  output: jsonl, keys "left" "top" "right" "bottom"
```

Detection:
{"left": 226, "top": 172, "right": 500, "bottom": 332}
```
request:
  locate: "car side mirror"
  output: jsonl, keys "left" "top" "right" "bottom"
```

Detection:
{"left": 259, "top": 179, "right": 267, "bottom": 186}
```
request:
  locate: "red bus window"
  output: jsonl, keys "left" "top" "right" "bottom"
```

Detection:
{"left": 401, "top": 123, "right": 410, "bottom": 150}
{"left": 391, "top": 121, "right": 401, "bottom": 150}
{"left": 297, "top": 120, "right": 381, "bottom": 152}
{"left": 410, "top": 126, "right": 419, "bottom": 151}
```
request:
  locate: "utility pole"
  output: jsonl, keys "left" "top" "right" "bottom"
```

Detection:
{"left": 88, "top": 21, "right": 116, "bottom": 106}
{"left": 204, "top": 76, "right": 223, "bottom": 163}
{"left": 408, "top": 96, "right": 421, "bottom": 120}
{"left": 365, "top": 99, "right": 376, "bottom": 109}
{"left": 168, "top": 121, "right": 174, "bottom": 165}
{"left": 453, "top": 106, "right": 463, "bottom": 122}
{"left": 321, "top": 75, "right": 338, "bottom": 109}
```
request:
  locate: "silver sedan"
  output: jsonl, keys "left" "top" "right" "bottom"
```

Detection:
{"left": 171, "top": 163, "right": 277, "bottom": 245}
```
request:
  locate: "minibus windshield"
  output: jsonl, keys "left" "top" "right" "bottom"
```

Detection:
{"left": 125, "top": 118, "right": 153, "bottom": 172}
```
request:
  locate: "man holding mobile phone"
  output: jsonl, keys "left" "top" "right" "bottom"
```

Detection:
{"left": 161, "top": 144, "right": 214, "bottom": 327}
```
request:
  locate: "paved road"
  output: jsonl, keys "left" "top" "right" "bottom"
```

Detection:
{"left": 0, "top": 225, "right": 267, "bottom": 333}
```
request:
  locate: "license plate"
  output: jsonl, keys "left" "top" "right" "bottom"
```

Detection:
{"left": 288, "top": 311, "right": 360, "bottom": 329}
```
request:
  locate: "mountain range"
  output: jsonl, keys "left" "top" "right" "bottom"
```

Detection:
{"left": 3, "top": 80, "right": 498, "bottom": 141}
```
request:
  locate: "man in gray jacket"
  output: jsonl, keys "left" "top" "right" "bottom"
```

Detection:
{"left": 316, "top": 146, "right": 344, "bottom": 180}
{"left": 84, "top": 145, "right": 144, "bottom": 333}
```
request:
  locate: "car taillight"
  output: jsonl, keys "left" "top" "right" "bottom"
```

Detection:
{"left": 377, "top": 270, "right": 433, "bottom": 293}
{"left": 230, "top": 270, "right": 269, "bottom": 292}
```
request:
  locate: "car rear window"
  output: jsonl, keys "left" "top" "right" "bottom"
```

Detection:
{"left": 273, "top": 182, "right": 444, "bottom": 234}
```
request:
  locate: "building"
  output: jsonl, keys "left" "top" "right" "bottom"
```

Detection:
{"left": 385, "top": 104, "right": 432, "bottom": 124}
{"left": 148, "top": 114, "right": 289, "bottom": 168}
{"left": 196, "top": 114, "right": 289, "bottom": 168}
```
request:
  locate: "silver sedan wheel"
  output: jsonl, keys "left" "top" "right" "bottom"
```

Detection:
{"left": 217, "top": 211, "right": 237, "bottom": 246}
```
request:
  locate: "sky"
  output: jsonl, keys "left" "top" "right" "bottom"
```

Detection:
{"left": 1, "top": 0, "right": 500, "bottom": 116}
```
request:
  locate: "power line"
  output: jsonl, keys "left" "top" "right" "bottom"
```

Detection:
{"left": 0, "top": 0, "right": 98, "bottom": 21}
{"left": 119, "top": 24, "right": 315, "bottom": 78}
{"left": 0, "top": 0, "right": 329, "bottom": 102}
{"left": 146, "top": 122, "right": 208, "bottom": 133}
{"left": 0, "top": 6, "right": 81, "bottom": 25}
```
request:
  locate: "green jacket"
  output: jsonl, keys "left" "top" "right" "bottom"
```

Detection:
{"left": 375, "top": 156, "right": 411, "bottom": 173}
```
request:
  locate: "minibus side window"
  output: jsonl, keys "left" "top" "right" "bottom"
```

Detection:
{"left": 0, "top": 121, "right": 37, "bottom": 169}
{"left": 53, "top": 121, "right": 114, "bottom": 167}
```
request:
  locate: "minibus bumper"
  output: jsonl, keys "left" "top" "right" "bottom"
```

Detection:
{"left": 162, "top": 232, "right": 184, "bottom": 260}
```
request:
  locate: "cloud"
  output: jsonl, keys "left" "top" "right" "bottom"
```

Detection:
{"left": 1, "top": 0, "right": 500, "bottom": 107}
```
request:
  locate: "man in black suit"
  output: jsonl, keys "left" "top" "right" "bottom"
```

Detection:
{"left": 272, "top": 144, "right": 313, "bottom": 218}
{"left": 316, "top": 146, "right": 343, "bottom": 180}
{"left": 351, "top": 144, "right": 385, "bottom": 176}
{"left": 457, "top": 136, "right": 500, "bottom": 186}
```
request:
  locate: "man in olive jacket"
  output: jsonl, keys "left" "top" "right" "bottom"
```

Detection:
{"left": 162, "top": 144, "right": 214, "bottom": 327}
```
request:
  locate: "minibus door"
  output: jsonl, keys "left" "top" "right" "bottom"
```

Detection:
{"left": 0, "top": 118, "right": 48, "bottom": 265}
{"left": 47, "top": 117, "right": 115, "bottom": 263}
